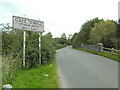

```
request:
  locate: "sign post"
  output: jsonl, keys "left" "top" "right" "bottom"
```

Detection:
{"left": 23, "top": 31, "right": 26, "bottom": 67}
{"left": 12, "top": 16, "right": 44, "bottom": 67}
{"left": 39, "top": 32, "right": 42, "bottom": 64}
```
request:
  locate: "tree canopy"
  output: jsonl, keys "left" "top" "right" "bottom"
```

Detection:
{"left": 71, "top": 18, "right": 119, "bottom": 49}
{"left": 88, "top": 20, "right": 117, "bottom": 44}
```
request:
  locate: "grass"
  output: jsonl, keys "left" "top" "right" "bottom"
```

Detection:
{"left": 75, "top": 48, "right": 120, "bottom": 62}
{"left": 2, "top": 56, "right": 21, "bottom": 87}
{"left": 4, "top": 60, "right": 59, "bottom": 88}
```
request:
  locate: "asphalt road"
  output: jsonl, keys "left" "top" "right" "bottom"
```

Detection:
{"left": 56, "top": 47, "right": 118, "bottom": 88}
{"left": 0, "top": 56, "right": 2, "bottom": 89}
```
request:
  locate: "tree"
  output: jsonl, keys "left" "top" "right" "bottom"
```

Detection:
{"left": 56, "top": 33, "right": 67, "bottom": 45}
{"left": 88, "top": 20, "right": 118, "bottom": 49}
{"left": 71, "top": 33, "right": 79, "bottom": 48}
{"left": 79, "top": 17, "right": 103, "bottom": 44}
{"left": 71, "top": 17, "right": 103, "bottom": 48}
{"left": 116, "top": 19, "right": 120, "bottom": 49}
{"left": 41, "top": 32, "right": 56, "bottom": 64}
{"left": 67, "top": 34, "right": 73, "bottom": 45}
{"left": 2, "top": 23, "right": 57, "bottom": 68}
{"left": 2, "top": 26, "right": 23, "bottom": 56}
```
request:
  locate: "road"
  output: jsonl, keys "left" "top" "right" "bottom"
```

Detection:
{"left": 0, "top": 56, "right": 2, "bottom": 89}
{"left": 56, "top": 47, "right": 118, "bottom": 88}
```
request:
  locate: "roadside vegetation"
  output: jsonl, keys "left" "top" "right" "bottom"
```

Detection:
{"left": 1, "top": 23, "right": 70, "bottom": 88}
{"left": 2, "top": 17, "right": 120, "bottom": 88}
{"left": 71, "top": 18, "right": 119, "bottom": 49}
{"left": 71, "top": 17, "right": 120, "bottom": 62}
{"left": 6, "top": 60, "right": 59, "bottom": 88}
{"left": 53, "top": 33, "right": 72, "bottom": 49}
{"left": 75, "top": 48, "right": 120, "bottom": 62}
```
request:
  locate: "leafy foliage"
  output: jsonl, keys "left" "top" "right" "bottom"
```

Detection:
{"left": 2, "top": 30, "right": 23, "bottom": 57}
{"left": 41, "top": 32, "right": 56, "bottom": 64}
{"left": 2, "top": 25, "right": 57, "bottom": 68}
{"left": 88, "top": 20, "right": 117, "bottom": 45}
{"left": 71, "top": 18, "right": 119, "bottom": 49}
{"left": 67, "top": 34, "right": 73, "bottom": 45}
{"left": 53, "top": 33, "right": 68, "bottom": 49}
{"left": 71, "top": 33, "right": 80, "bottom": 48}
{"left": 25, "top": 31, "right": 39, "bottom": 68}
{"left": 71, "top": 17, "right": 103, "bottom": 48}
{"left": 55, "top": 33, "right": 67, "bottom": 45}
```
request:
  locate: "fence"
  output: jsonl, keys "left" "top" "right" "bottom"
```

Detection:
{"left": 80, "top": 44, "right": 119, "bottom": 55}
{"left": 2, "top": 53, "right": 22, "bottom": 83}
{"left": 103, "top": 47, "right": 119, "bottom": 56}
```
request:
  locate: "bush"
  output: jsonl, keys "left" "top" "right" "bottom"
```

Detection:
{"left": 41, "top": 33, "right": 56, "bottom": 64}
{"left": 2, "top": 28, "right": 56, "bottom": 68}
{"left": 55, "top": 44, "right": 67, "bottom": 49}
{"left": 25, "top": 31, "right": 39, "bottom": 68}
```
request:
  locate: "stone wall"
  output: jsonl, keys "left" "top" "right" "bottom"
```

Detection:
{"left": 80, "top": 44, "right": 103, "bottom": 52}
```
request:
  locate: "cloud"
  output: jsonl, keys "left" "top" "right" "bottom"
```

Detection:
{"left": 0, "top": 0, "right": 119, "bottom": 37}
{"left": 0, "top": 0, "right": 28, "bottom": 24}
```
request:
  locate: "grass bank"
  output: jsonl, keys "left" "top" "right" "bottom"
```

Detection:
{"left": 5, "top": 60, "right": 59, "bottom": 88}
{"left": 75, "top": 48, "right": 120, "bottom": 62}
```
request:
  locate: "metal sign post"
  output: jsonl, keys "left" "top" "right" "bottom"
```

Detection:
{"left": 12, "top": 16, "right": 44, "bottom": 67}
{"left": 23, "top": 31, "right": 26, "bottom": 67}
{"left": 39, "top": 32, "right": 42, "bottom": 65}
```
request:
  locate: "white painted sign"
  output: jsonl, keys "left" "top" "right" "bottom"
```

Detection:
{"left": 12, "top": 16, "right": 44, "bottom": 32}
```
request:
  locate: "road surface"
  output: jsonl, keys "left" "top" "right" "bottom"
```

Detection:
{"left": 56, "top": 47, "right": 118, "bottom": 88}
{"left": 0, "top": 56, "right": 2, "bottom": 89}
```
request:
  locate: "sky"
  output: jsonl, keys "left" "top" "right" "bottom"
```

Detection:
{"left": 0, "top": 0, "right": 119, "bottom": 37}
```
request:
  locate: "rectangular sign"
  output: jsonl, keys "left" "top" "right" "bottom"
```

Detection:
{"left": 12, "top": 16, "right": 44, "bottom": 32}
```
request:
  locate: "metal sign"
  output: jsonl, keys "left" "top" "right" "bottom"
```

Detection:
{"left": 12, "top": 16, "right": 44, "bottom": 32}
{"left": 12, "top": 16, "right": 44, "bottom": 67}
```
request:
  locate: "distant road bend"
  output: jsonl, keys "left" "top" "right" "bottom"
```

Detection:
{"left": 56, "top": 47, "right": 118, "bottom": 88}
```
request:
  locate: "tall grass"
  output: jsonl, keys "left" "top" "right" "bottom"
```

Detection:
{"left": 4, "top": 60, "right": 59, "bottom": 88}
{"left": 2, "top": 56, "right": 21, "bottom": 85}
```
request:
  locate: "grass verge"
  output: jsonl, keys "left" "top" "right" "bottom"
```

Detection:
{"left": 75, "top": 48, "right": 120, "bottom": 62}
{"left": 4, "top": 60, "right": 59, "bottom": 88}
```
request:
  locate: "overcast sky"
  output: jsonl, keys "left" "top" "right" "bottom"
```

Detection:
{"left": 0, "top": 0, "right": 119, "bottom": 37}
